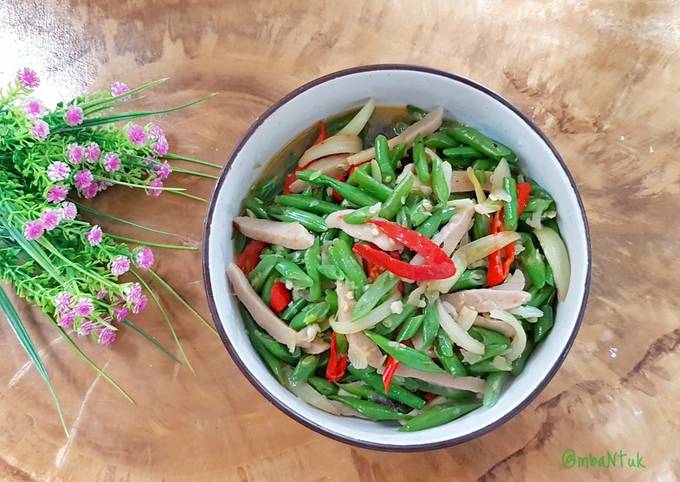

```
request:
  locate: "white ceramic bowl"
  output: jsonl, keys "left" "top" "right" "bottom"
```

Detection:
{"left": 203, "top": 65, "right": 591, "bottom": 451}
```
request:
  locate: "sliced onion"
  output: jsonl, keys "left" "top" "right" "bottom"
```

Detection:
{"left": 458, "top": 231, "right": 520, "bottom": 264}
{"left": 347, "top": 107, "right": 444, "bottom": 165}
{"left": 488, "top": 158, "right": 512, "bottom": 202}
{"left": 509, "top": 305, "right": 544, "bottom": 320}
{"left": 326, "top": 209, "right": 401, "bottom": 251}
{"left": 330, "top": 293, "right": 400, "bottom": 334}
{"left": 338, "top": 98, "right": 375, "bottom": 136}
{"left": 288, "top": 154, "right": 349, "bottom": 193}
{"left": 473, "top": 316, "right": 515, "bottom": 337}
{"left": 298, "top": 134, "right": 362, "bottom": 167}
{"left": 533, "top": 226, "right": 571, "bottom": 301}
{"left": 492, "top": 355, "right": 512, "bottom": 371}
{"left": 286, "top": 378, "right": 340, "bottom": 415}
{"left": 492, "top": 270, "right": 525, "bottom": 291}
{"left": 489, "top": 310, "right": 526, "bottom": 361}
{"left": 467, "top": 167, "right": 487, "bottom": 204}
{"left": 461, "top": 350, "right": 483, "bottom": 364}
{"left": 234, "top": 217, "right": 314, "bottom": 250}
{"left": 437, "top": 300, "right": 484, "bottom": 354}
{"left": 347, "top": 332, "right": 385, "bottom": 369}
{"left": 457, "top": 306, "right": 478, "bottom": 331}
{"left": 451, "top": 170, "right": 491, "bottom": 193}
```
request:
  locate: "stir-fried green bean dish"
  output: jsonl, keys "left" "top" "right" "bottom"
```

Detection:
{"left": 227, "top": 100, "right": 571, "bottom": 431}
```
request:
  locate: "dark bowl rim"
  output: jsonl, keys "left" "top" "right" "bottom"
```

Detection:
{"left": 201, "top": 63, "right": 592, "bottom": 452}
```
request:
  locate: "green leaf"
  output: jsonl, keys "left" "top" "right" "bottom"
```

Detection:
{"left": 0, "top": 286, "right": 69, "bottom": 437}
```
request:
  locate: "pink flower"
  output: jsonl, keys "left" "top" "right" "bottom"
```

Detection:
{"left": 147, "top": 122, "right": 164, "bottom": 140}
{"left": 40, "top": 209, "right": 61, "bottom": 231}
{"left": 60, "top": 202, "right": 77, "bottom": 220}
{"left": 151, "top": 136, "right": 169, "bottom": 156}
{"left": 24, "top": 220, "right": 44, "bottom": 240}
{"left": 135, "top": 247, "right": 154, "bottom": 270}
{"left": 127, "top": 124, "right": 147, "bottom": 146}
{"left": 24, "top": 98, "right": 45, "bottom": 117}
{"left": 47, "top": 161, "right": 70, "bottom": 182}
{"left": 110, "top": 81, "right": 129, "bottom": 98}
{"left": 146, "top": 178, "right": 163, "bottom": 197}
{"left": 113, "top": 306, "right": 129, "bottom": 322}
{"left": 46, "top": 185, "right": 68, "bottom": 203}
{"left": 74, "top": 298, "right": 94, "bottom": 317}
{"left": 77, "top": 320, "right": 94, "bottom": 336}
{"left": 97, "top": 289, "right": 109, "bottom": 300}
{"left": 110, "top": 256, "right": 131, "bottom": 276}
{"left": 153, "top": 161, "right": 172, "bottom": 180}
{"left": 144, "top": 156, "right": 154, "bottom": 166}
{"left": 82, "top": 182, "right": 99, "bottom": 199}
{"left": 17, "top": 67, "right": 39, "bottom": 89}
{"left": 85, "top": 142, "right": 101, "bottom": 162}
{"left": 54, "top": 292, "right": 73, "bottom": 312}
{"left": 30, "top": 120, "right": 50, "bottom": 141}
{"left": 64, "top": 106, "right": 84, "bottom": 126}
{"left": 85, "top": 225, "right": 103, "bottom": 246}
{"left": 98, "top": 181, "right": 111, "bottom": 192}
{"left": 98, "top": 328, "right": 117, "bottom": 346}
{"left": 58, "top": 312, "right": 75, "bottom": 328}
{"left": 102, "top": 152, "right": 121, "bottom": 173}
{"left": 74, "top": 169, "right": 93, "bottom": 189}
{"left": 124, "top": 283, "right": 143, "bottom": 305}
{"left": 131, "top": 293, "right": 147, "bottom": 314}
{"left": 66, "top": 144, "right": 85, "bottom": 164}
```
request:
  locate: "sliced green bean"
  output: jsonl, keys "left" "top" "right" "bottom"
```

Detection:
{"left": 308, "top": 376, "right": 338, "bottom": 396}
{"left": 317, "top": 264, "right": 345, "bottom": 281}
{"left": 375, "top": 303, "right": 418, "bottom": 335}
{"left": 424, "top": 132, "right": 458, "bottom": 149}
{"left": 289, "top": 355, "right": 319, "bottom": 385}
{"left": 445, "top": 125, "right": 515, "bottom": 160}
{"left": 416, "top": 207, "right": 455, "bottom": 238}
{"left": 396, "top": 314, "right": 424, "bottom": 342}
{"left": 280, "top": 298, "right": 308, "bottom": 321}
{"left": 420, "top": 302, "right": 439, "bottom": 350}
{"left": 348, "top": 367, "right": 425, "bottom": 410}
{"left": 467, "top": 357, "right": 511, "bottom": 374}
{"left": 345, "top": 203, "right": 382, "bottom": 224}
{"left": 347, "top": 166, "right": 392, "bottom": 202}
{"left": 325, "top": 289, "right": 338, "bottom": 314}
{"left": 354, "top": 271, "right": 399, "bottom": 320}
{"left": 429, "top": 150, "right": 450, "bottom": 205}
{"left": 374, "top": 135, "right": 396, "bottom": 183}
{"left": 442, "top": 146, "right": 482, "bottom": 160}
{"left": 519, "top": 233, "right": 546, "bottom": 289}
{"left": 252, "top": 329, "right": 301, "bottom": 364}
{"left": 401, "top": 377, "right": 475, "bottom": 400}
{"left": 260, "top": 272, "right": 279, "bottom": 305}
{"left": 396, "top": 206, "right": 410, "bottom": 227}
{"left": 392, "top": 121, "right": 410, "bottom": 135}
{"left": 329, "top": 395, "right": 410, "bottom": 421}
{"left": 407, "top": 199, "right": 432, "bottom": 227}
{"left": 304, "top": 237, "right": 322, "bottom": 301}
{"left": 435, "top": 332, "right": 468, "bottom": 377}
{"left": 242, "top": 195, "right": 270, "bottom": 219}
{"left": 234, "top": 230, "right": 247, "bottom": 254}
{"left": 247, "top": 255, "right": 280, "bottom": 291}
{"left": 533, "top": 304, "right": 554, "bottom": 343}
{"left": 297, "top": 170, "right": 379, "bottom": 207}
{"left": 390, "top": 143, "right": 407, "bottom": 166}
{"left": 528, "top": 285, "right": 555, "bottom": 307}
{"left": 380, "top": 172, "right": 414, "bottom": 219}
{"left": 483, "top": 372, "right": 509, "bottom": 408}
{"left": 451, "top": 269, "right": 487, "bottom": 291}
{"left": 406, "top": 104, "right": 428, "bottom": 120}
{"left": 400, "top": 401, "right": 482, "bottom": 432}
{"left": 274, "top": 258, "right": 314, "bottom": 289}
{"left": 269, "top": 206, "right": 327, "bottom": 233}
{"left": 511, "top": 337, "right": 535, "bottom": 376}
{"left": 326, "top": 109, "right": 359, "bottom": 136}
{"left": 472, "top": 212, "right": 490, "bottom": 240}
{"left": 502, "top": 177, "right": 518, "bottom": 231}
{"left": 413, "top": 134, "right": 430, "bottom": 182}
{"left": 365, "top": 332, "right": 445, "bottom": 374}
{"left": 275, "top": 194, "right": 342, "bottom": 215}
{"left": 290, "top": 301, "right": 330, "bottom": 330}
{"left": 328, "top": 237, "right": 367, "bottom": 293}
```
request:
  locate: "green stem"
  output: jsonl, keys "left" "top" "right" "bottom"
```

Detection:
{"left": 36, "top": 238, "right": 117, "bottom": 289}
{"left": 131, "top": 271, "right": 194, "bottom": 373}
{"left": 79, "top": 78, "right": 169, "bottom": 112}
{"left": 171, "top": 167, "right": 219, "bottom": 180}
{"left": 168, "top": 191, "right": 208, "bottom": 203}
{"left": 94, "top": 177, "right": 186, "bottom": 192}
{"left": 165, "top": 153, "right": 222, "bottom": 170}
{"left": 108, "top": 234, "right": 198, "bottom": 251}
{"left": 148, "top": 269, "right": 218, "bottom": 337}
{"left": 122, "top": 319, "right": 184, "bottom": 365}
{"left": 74, "top": 202, "right": 180, "bottom": 238}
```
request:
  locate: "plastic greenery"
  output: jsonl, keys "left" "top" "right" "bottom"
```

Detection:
{"left": 0, "top": 68, "right": 219, "bottom": 436}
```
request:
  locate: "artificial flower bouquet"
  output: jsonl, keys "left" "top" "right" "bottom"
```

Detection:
{"left": 0, "top": 67, "right": 218, "bottom": 435}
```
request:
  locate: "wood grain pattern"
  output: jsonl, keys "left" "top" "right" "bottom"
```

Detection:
{"left": 1, "top": 0, "right": 679, "bottom": 480}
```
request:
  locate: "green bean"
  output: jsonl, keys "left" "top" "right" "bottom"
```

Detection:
{"left": 528, "top": 178, "right": 554, "bottom": 201}
{"left": 401, "top": 377, "right": 475, "bottom": 400}
{"left": 330, "top": 395, "right": 410, "bottom": 421}
{"left": 420, "top": 302, "right": 439, "bottom": 350}
{"left": 519, "top": 233, "right": 546, "bottom": 289}
{"left": 502, "top": 177, "right": 518, "bottom": 231}
{"left": 442, "top": 146, "right": 482, "bottom": 160}
{"left": 297, "top": 170, "right": 379, "bottom": 207}
{"left": 328, "top": 237, "right": 367, "bottom": 293}
{"left": 325, "top": 289, "right": 338, "bottom": 314}
{"left": 400, "top": 401, "right": 482, "bottom": 432}
{"left": 280, "top": 298, "right": 308, "bottom": 321}
{"left": 365, "top": 331, "right": 445, "bottom": 374}
{"left": 308, "top": 376, "right": 338, "bottom": 396}
{"left": 416, "top": 207, "right": 455, "bottom": 238}
{"left": 545, "top": 262, "right": 555, "bottom": 287}
{"left": 467, "top": 357, "right": 512, "bottom": 374}
{"left": 317, "top": 264, "right": 345, "bottom": 281}
{"left": 289, "top": 355, "right": 319, "bottom": 385}
{"left": 413, "top": 134, "right": 430, "bottom": 182}
{"left": 354, "top": 271, "right": 399, "bottom": 320}
{"left": 337, "top": 382, "right": 382, "bottom": 400}
{"left": 348, "top": 367, "right": 426, "bottom": 410}
{"left": 288, "top": 250, "right": 305, "bottom": 265}
{"left": 335, "top": 333, "right": 349, "bottom": 353}
{"left": 345, "top": 203, "right": 382, "bottom": 224}
{"left": 451, "top": 269, "right": 487, "bottom": 291}
{"left": 435, "top": 332, "right": 468, "bottom": 376}
{"left": 275, "top": 258, "right": 314, "bottom": 289}
{"left": 483, "top": 372, "right": 509, "bottom": 408}
{"left": 425, "top": 132, "right": 458, "bottom": 149}
{"left": 338, "top": 230, "right": 353, "bottom": 246}
{"left": 393, "top": 121, "right": 410, "bottom": 135}
{"left": 473, "top": 344, "right": 510, "bottom": 365}
{"left": 260, "top": 272, "right": 279, "bottom": 305}
{"left": 320, "top": 229, "right": 339, "bottom": 243}
{"left": 234, "top": 230, "right": 247, "bottom": 254}
{"left": 471, "top": 158, "right": 498, "bottom": 172}
{"left": 533, "top": 305, "right": 554, "bottom": 343}
{"left": 347, "top": 166, "right": 392, "bottom": 202}
{"left": 406, "top": 104, "right": 428, "bottom": 120}
{"left": 374, "top": 135, "right": 396, "bottom": 183}
{"left": 528, "top": 285, "right": 555, "bottom": 307}
{"left": 511, "top": 336, "right": 535, "bottom": 376}
{"left": 242, "top": 306, "right": 288, "bottom": 384}
{"left": 429, "top": 150, "right": 450, "bottom": 205}
{"left": 326, "top": 109, "right": 359, "bottom": 136}
{"left": 396, "top": 206, "right": 410, "bottom": 227}
{"left": 370, "top": 159, "right": 382, "bottom": 181}
{"left": 269, "top": 206, "right": 327, "bottom": 233}
{"left": 274, "top": 194, "right": 342, "bottom": 215}
{"left": 251, "top": 329, "right": 301, "bottom": 364}
{"left": 523, "top": 197, "right": 554, "bottom": 214}
{"left": 390, "top": 143, "right": 407, "bottom": 166}
{"left": 445, "top": 125, "right": 515, "bottom": 160}
{"left": 472, "top": 212, "right": 490, "bottom": 240}
{"left": 252, "top": 175, "right": 284, "bottom": 203}
{"left": 304, "top": 238, "right": 322, "bottom": 302}
{"left": 247, "top": 254, "right": 281, "bottom": 291}
{"left": 242, "top": 195, "right": 270, "bottom": 219}
{"left": 447, "top": 158, "right": 476, "bottom": 170}
{"left": 290, "top": 301, "right": 330, "bottom": 330}
{"left": 396, "top": 314, "right": 424, "bottom": 342}
{"left": 469, "top": 327, "right": 511, "bottom": 347}
{"left": 407, "top": 199, "right": 432, "bottom": 227}
{"left": 375, "top": 303, "right": 418, "bottom": 335}
{"left": 380, "top": 172, "right": 414, "bottom": 219}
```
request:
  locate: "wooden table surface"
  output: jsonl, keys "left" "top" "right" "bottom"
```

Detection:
{"left": 1, "top": 1, "right": 678, "bottom": 480}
